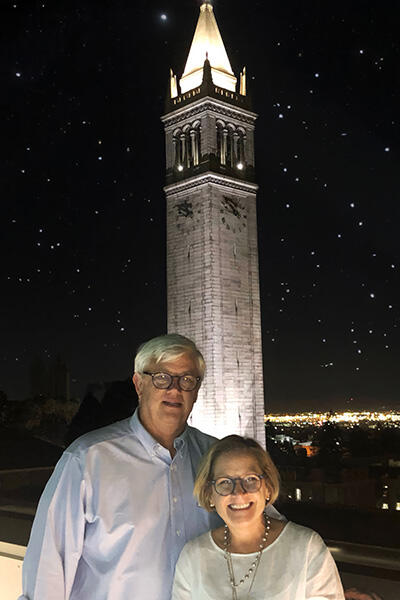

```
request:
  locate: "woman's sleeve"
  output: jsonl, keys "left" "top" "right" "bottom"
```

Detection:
{"left": 172, "top": 543, "right": 194, "bottom": 600}
{"left": 305, "top": 532, "right": 345, "bottom": 600}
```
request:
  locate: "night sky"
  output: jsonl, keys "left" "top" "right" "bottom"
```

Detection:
{"left": 2, "top": 1, "right": 399, "bottom": 411}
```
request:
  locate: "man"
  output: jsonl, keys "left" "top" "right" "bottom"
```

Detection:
{"left": 19, "top": 334, "right": 278, "bottom": 599}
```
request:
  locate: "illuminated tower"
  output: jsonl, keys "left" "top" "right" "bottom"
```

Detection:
{"left": 162, "top": 1, "right": 265, "bottom": 445}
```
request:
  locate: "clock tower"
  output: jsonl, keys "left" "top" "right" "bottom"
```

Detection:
{"left": 161, "top": 1, "right": 265, "bottom": 445}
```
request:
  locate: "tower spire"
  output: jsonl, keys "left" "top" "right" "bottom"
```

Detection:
{"left": 179, "top": 1, "right": 237, "bottom": 93}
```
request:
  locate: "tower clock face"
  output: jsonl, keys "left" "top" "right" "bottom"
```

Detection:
{"left": 220, "top": 196, "right": 247, "bottom": 233}
{"left": 173, "top": 197, "right": 203, "bottom": 231}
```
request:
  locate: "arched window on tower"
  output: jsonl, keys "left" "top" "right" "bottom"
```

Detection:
{"left": 173, "top": 122, "right": 202, "bottom": 171}
{"left": 195, "top": 122, "right": 201, "bottom": 165}
{"left": 226, "top": 124, "right": 235, "bottom": 167}
{"left": 190, "top": 120, "right": 201, "bottom": 166}
{"left": 236, "top": 128, "right": 246, "bottom": 169}
{"left": 182, "top": 124, "right": 191, "bottom": 168}
{"left": 216, "top": 120, "right": 226, "bottom": 165}
{"left": 173, "top": 128, "right": 183, "bottom": 170}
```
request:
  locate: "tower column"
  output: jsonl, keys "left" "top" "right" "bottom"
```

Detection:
{"left": 222, "top": 128, "right": 228, "bottom": 165}
{"left": 179, "top": 133, "right": 186, "bottom": 167}
{"left": 190, "top": 130, "right": 197, "bottom": 166}
{"left": 233, "top": 131, "right": 239, "bottom": 167}
{"left": 172, "top": 137, "right": 178, "bottom": 168}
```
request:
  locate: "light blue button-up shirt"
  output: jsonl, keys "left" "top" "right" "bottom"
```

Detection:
{"left": 19, "top": 409, "right": 220, "bottom": 600}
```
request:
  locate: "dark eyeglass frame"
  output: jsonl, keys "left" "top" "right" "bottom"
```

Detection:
{"left": 143, "top": 371, "right": 201, "bottom": 392}
{"left": 210, "top": 474, "right": 265, "bottom": 496}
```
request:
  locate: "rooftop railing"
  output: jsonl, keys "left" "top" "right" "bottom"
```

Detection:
{"left": 2, "top": 531, "right": 399, "bottom": 599}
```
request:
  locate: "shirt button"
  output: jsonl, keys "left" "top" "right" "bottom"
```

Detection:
{"left": 173, "top": 497, "right": 178, "bottom": 503}
{"left": 176, "top": 530, "right": 181, "bottom": 536}
{"left": 171, "top": 465, "right": 176, "bottom": 471}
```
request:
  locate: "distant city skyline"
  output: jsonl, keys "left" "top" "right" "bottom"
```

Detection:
{"left": 266, "top": 410, "right": 400, "bottom": 424}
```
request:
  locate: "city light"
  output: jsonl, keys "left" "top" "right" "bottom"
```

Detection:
{"left": 265, "top": 410, "right": 400, "bottom": 427}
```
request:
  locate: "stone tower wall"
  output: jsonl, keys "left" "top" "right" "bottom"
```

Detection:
{"left": 165, "top": 172, "right": 265, "bottom": 445}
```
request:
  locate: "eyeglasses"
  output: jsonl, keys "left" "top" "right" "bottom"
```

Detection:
{"left": 143, "top": 371, "right": 201, "bottom": 392}
{"left": 211, "top": 474, "right": 265, "bottom": 496}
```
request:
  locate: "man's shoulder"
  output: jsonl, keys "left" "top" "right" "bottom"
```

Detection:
{"left": 66, "top": 417, "right": 134, "bottom": 455}
{"left": 185, "top": 425, "right": 217, "bottom": 452}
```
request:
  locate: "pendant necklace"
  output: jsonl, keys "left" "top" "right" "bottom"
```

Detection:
{"left": 223, "top": 513, "right": 271, "bottom": 600}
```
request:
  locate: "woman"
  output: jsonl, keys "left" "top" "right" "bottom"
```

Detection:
{"left": 172, "top": 435, "right": 344, "bottom": 600}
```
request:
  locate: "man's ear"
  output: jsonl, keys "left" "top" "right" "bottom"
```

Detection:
{"left": 193, "top": 388, "right": 200, "bottom": 403}
{"left": 132, "top": 373, "right": 142, "bottom": 399}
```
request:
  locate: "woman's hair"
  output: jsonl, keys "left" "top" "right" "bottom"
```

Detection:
{"left": 194, "top": 435, "right": 280, "bottom": 511}
{"left": 134, "top": 333, "right": 205, "bottom": 377}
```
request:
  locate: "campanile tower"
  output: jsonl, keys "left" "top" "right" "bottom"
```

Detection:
{"left": 162, "top": 1, "right": 265, "bottom": 445}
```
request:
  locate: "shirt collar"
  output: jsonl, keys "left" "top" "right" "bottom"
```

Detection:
{"left": 174, "top": 428, "right": 187, "bottom": 451}
{"left": 130, "top": 407, "right": 188, "bottom": 454}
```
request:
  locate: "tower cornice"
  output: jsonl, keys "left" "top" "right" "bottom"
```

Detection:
{"left": 162, "top": 95, "right": 257, "bottom": 129}
{"left": 164, "top": 171, "right": 259, "bottom": 196}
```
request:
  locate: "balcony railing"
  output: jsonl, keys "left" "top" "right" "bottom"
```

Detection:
{"left": 2, "top": 537, "right": 399, "bottom": 599}
{"left": 328, "top": 539, "right": 400, "bottom": 572}
{"left": 1, "top": 508, "right": 399, "bottom": 600}
{"left": 0, "top": 540, "right": 25, "bottom": 599}
{"left": 328, "top": 540, "right": 400, "bottom": 599}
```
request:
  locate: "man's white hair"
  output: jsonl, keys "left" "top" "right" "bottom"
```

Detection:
{"left": 134, "top": 333, "right": 205, "bottom": 377}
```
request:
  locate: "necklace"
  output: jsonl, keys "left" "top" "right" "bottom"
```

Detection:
{"left": 223, "top": 513, "right": 271, "bottom": 600}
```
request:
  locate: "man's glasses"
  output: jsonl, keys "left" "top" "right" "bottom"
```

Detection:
{"left": 143, "top": 371, "right": 201, "bottom": 392}
{"left": 210, "top": 474, "right": 265, "bottom": 496}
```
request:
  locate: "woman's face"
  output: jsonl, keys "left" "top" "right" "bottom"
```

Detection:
{"left": 210, "top": 450, "right": 270, "bottom": 530}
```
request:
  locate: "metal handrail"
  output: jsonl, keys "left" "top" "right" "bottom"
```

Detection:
{"left": 0, "top": 541, "right": 26, "bottom": 561}
{"left": 327, "top": 539, "right": 400, "bottom": 572}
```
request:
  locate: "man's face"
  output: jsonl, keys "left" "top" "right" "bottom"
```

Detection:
{"left": 133, "top": 352, "right": 201, "bottom": 438}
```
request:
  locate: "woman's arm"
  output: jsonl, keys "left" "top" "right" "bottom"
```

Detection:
{"left": 172, "top": 544, "right": 193, "bottom": 600}
{"left": 305, "top": 532, "right": 345, "bottom": 600}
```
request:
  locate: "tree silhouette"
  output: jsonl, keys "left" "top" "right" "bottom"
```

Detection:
{"left": 314, "top": 422, "right": 343, "bottom": 467}
{"left": 64, "top": 379, "right": 138, "bottom": 446}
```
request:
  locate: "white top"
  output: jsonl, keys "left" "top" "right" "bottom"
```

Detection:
{"left": 172, "top": 521, "right": 345, "bottom": 600}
